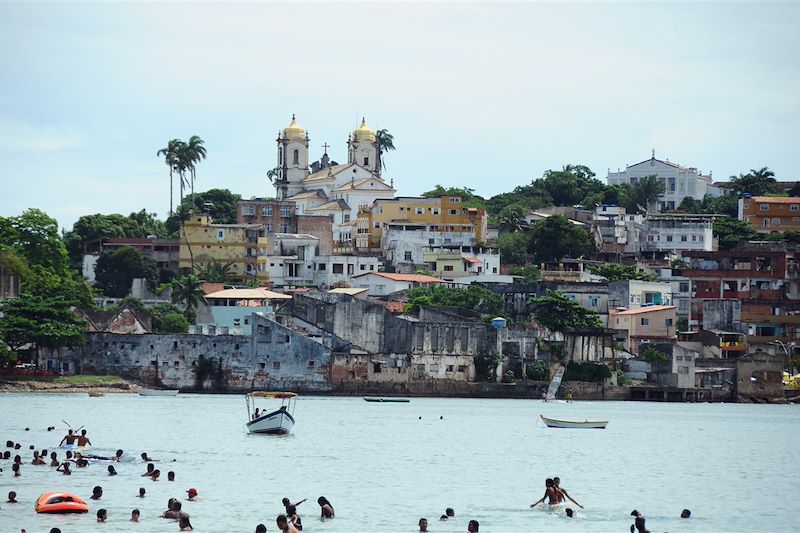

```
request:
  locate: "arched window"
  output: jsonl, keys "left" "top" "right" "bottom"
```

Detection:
{"left": 362, "top": 151, "right": 369, "bottom": 167}
{"left": 293, "top": 149, "right": 299, "bottom": 165}
{"left": 772, "top": 218, "right": 780, "bottom": 225}
{"left": 278, "top": 147, "right": 283, "bottom": 165}
{"left": 763, "top": 219, "right": 770, "bottom": 228}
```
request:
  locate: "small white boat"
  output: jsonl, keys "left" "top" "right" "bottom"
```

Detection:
{"left": 540, "top": 415, "right": 608, "bottom": 429}
{"left": 246, "top": 392, "right": 297, "bottom": 435}
{"left": 138, "top": 389, "right": 180, "bottom": 397}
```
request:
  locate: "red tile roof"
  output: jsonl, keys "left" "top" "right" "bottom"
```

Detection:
{"left": 750, "top": 196, "right": 800, "bottom": 204}
{"left": 611, "top": 305, "right": 676, "bottom": 316}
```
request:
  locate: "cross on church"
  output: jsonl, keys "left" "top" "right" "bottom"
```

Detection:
{"left": 322, "top": 142, "right": 330, "bottom": 154}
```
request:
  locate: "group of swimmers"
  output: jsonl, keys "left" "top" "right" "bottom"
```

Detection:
{"left": 255, "top": 496, "right": 335, "bottom": 532}
{"left": 417, "top": 508, "right": 480, "bottom": 532}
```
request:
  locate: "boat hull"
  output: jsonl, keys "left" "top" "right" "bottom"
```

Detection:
{"left": 364, "top": 397, "right": 410, "bottom": 403}
{"left": 540, "top": 415, "right": 608, "bottom": 429}
{"left": 246, "top": 407, "right": 295, "bottom": 435}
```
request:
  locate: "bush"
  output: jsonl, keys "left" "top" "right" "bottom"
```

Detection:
{"left": 642, "top": 346, "right": 669, "bottom": 363}
{"left": 161, "top": 313, "right": 189, "bottom": 334}
{"left": 563, "top": 362, "right": 611, "bottom": 382}
{"left": 501, "top": 370, "right": 516, "bottom": 384}
{"left": 526, "top": 360, "right": 550, "bottom": 381}
{"left": 616, "top": 370, "right": 632, "bottom": 386}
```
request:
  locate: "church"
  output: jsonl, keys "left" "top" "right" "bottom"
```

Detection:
{"left": 272, "top": 116, "right": 396, "bottom": 245}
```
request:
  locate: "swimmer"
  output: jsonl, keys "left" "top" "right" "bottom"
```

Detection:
{"left": 77, "top": 430, "right": 91, "bottom": 447}
{"left": 446, "top": 507, "right": 455, "bottom": 518}
{"left": 32, "top": 451, "right": 45, "bottom": 465}
{"left": 681, "top": 509, "right": 691, "bottom": 518}
{"left": 531, "top": 478, "right": 559, "bottom": 508}
{"left": 566, "top": 508, "right": 574, "bottom": 518}
{"left": 50, "top": 452, "right": 59, "bottom": 467}
{"left": 276, "top": 514, "right": 300, "bottom": 533}
{"left": 554, "top": 476, "right": 584, "bottom": 509}
{"left": 138, "top": 487, "right": 146, "bottom": 498}
{"left": 168, "top": 471, "right": 175, "bottom": 481}
{"left": 108, "top": 465, "right": 117, "bottom": 476}
{"left": 163, "top": 500, "right": 182, "bottom": 519}
{"left": 286, "top": 505, "right": 303, "bottom": 530}
{"left": 8, "top": 491, "right": 18, "bottom": 503}
{"left": 256, "top": 525, "right": 267, "bottom": 533}
{"left": 179, "top": 516, "right": 194, "bottom": 531}
{"left": 76, "top": 458, "right": 89, "bottom": 468}
{"left": 186, "top": 488, "right": 199, "bottom": 501}
{"left": 114, "top": 449, "right": 124, "bottom": 462}
{"left": 468, "top": 519, "right": 480, "bottom": 532}
{"left": 59, "top": 430, "right": 78, "bottom": 446}
{"left": 141, "top": 452, "right": 157, "bottom": 462}
{"left": 97, "top": 508, "right": 107, "bottom": 523}
{"left": 58, "top": 461, "right": 71, "bottom": 475}
{"left": 419, "top": 517, "right": 429, "bottom": 531}
{"left": 131, "top": 509, "right": 140, "bottom": 522}
{"left": 91, "top": 486, "right": 103, "bottom": 500}
{"left": 12, "top": 463, "right": 20, "bottom": 477}
{"left": 151, "top": 469, "right": 161, "bottom": 481}
{"left": 317, "top": 496, "right": 334, "bottom": 518}
{"left": 282, "top": 497, "right": 306, "bottom": 513}
{"left": 630, "top": 510, "right": 649, "bottom": 533}
{"left": 142, "top": 463, "right": 155, "bottom": 476}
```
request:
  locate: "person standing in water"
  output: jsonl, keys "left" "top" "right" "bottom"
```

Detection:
{"left": 59, "top": 430, "right": 78, "bottom": 446}
{"left": 317, "top": 497, "right": 334, "bottom": 518}
{"left": 530, "top": 478, "right": 560, "bottom": 508}
{"left": 77, "top": 430, "right": 91, "bottom": 447}
{"left": 553, "top": 476, "right": 584, "bottom": 509}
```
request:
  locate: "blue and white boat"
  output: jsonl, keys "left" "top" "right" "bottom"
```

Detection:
{"left": 245, "top": 392, "right": 297, "bottom": 435}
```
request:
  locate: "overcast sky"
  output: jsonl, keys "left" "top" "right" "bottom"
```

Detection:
{"left": 1, "top": 2, "right": 798, "bottom": 230}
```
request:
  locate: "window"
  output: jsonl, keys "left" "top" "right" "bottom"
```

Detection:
{"left": 307, "top": 360, "right": 315, "bottom": 368}
{"left": 678, "top": 366, "right": 689, "bottom": 374}
{"left": 216, "top": 229, "right": 225, "bottom": 240}
{"left": 666, "top": 235, "right": 673, "bottom": 242}
{"left": 242, "top": 205, "right": 255, "bottom": 216}
{"left": 399, "top": 207, "right": 406, "bottom": 213}
{"left": 363, "top": 156, "right": 369, "bottom": 166}
{"left": 792, "top": 205, "right": 800, "bottom": 212}
{"left": 333, "top": 263, "right": 344, "bottom": 274}
{"left": 449, "top": 197, "right": 461, "bottom": 203}
{"left": 318, "top": 263, "right": 326, "bottom": 271}
{"left": 666, "top": 319, "right": 673, "bottom": 327}
{"left": 280, "top": 206, "right": 292, "bottom": 217}
{"left": 273, "top": 361, "right": 281, "bottom": 370}
{"left": 262, "top": 205, "right": 273, "bottom": 216}
{"left": 641, "top": 318, "right": 650, "bottom": 325}
{"left": 416, "top": 208, "right": 424, "bottom": 215}
{"left": 589, "top": 296, "right": 599, "bottom": 308}
{"left": 280, "top": 224, "right": 290, "bottom": 233}
{"left": 679, "top": 282, "right": 690, "bottom": 292}
{"left": 760, "top": 204, "right": 769, "bottom": 212}
{"left": 449, "top": 209, "right": 458, "bottom": 215}
{"left": 681, "top": 235, "right": 688, "bottom": 242}
{"left": 292, "top": 149, "right": 299, "bottom": 165}
{"left": 764, "top": 219, "right": 770, "bottom": 228}
{"left": 692, "top": 235, "right": 697, "bottom": 241}
{"left": 360, "top": 264, "right": 366, "bottom": 271}
{"left": 772, "top": 218, "right": 780, "bottom": 225}
{"left": 344, "top": 214, "right": 351, "bottom": 222}
{"left": 373, "top": 222, "right": 380, "bottom": 229}
{"left": 443, "top": 265, "right": 454, "bottom": 272}
{"left": 432, "top": 208, "right": 440, "bottom": 215}
{"left": 404, "top": 251, "right": 412, "bottom": 261}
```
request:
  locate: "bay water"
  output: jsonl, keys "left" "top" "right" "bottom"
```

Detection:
{"left": 0, "top": 393, "right": 796, "bottom": 532}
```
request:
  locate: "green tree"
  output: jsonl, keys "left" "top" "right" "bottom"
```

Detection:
{"left": 538, "top": 164, "right": 604, "bottom": 207}
{"left": 404, "top": 284, "right": 505, "bottom": 318}
{"left": 529, "top": 290, "right": 602, "bottom": 332}
{"left": 625, "top": 175, "right": 665, "bottom": 213}
{"left": 169, "top": 274, "right": 205, "bottom": 322}
{"left": 529, "top": 215, "right": 594, "bottom": 263}
{"left": 24, "top": 265, "right": 96, "bottom": 309}
{"left": 148, "top": 303, "right": 189, "bottom": 333}
{"left": 157, "top": 138, "right": 184, "bottom": 215}
{"left": 0, "top": 209, "right": 69, "bottom": 274}
{"left": 63, "top": 211, "right": 167, "bottom": 265}
{"left": 420, "top": 185, "right": 487, "bottom": 209}
{"left": 194, "top": 261, "right": 235, "bottom": 283}
{"left": 588, "top": 264, "right": 658, "bottom": 282}
{"left": 729, "top": 167, "right": 777, "bottom": 196}
{"left": 184, "top": 135, "right": 207, "bottom": 205}
{"left": 166, "top": 188, "right": 241, "bottom": 234}
{"left": 509, "top": 266, "right": 541, "bottom": 284}
{"left": 375, "top": 129, "right": 395, "bottom": 175}
{"left": 0, "top": 294, "right": 86, "bottom": 354}
{"left": 641, "top": 345, "right": 669, "bottom": 362}
{"left": 94, "top": 246, "right": 158, "bottom": 298}
{"left": 497, "top": 232, "right": 531, "bottom": 266}
{"left": 713, "top": 217, "right": 758, "bottom": 250}
{"left": 497, "top": 204, "right": 527, "bottom": 233}
{"left": 526, "top": 360, "right": 550, "bottom": 381}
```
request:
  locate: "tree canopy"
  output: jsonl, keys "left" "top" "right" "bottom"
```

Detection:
{"left": 404, "top": 284, "right": 506, "bottom": 319}
{"left": 530, "top": 215, "right": 594, "bottom": 263}
{"left": 64, "top": 210, "right": 168, "bottom": 264}
{"left": 94, "top": 246, "right": 159, "bottom": 298}
{"left": 529, "top": 290, "right": 602, "bottom": 332}
{"left": 0, "top": 294, "right": 86, "bottom": 353}
{"left": 166, "top": 188, "right": 241, "bottom": 234}
{"left": 420, "top": 185, "right": 487, "bottom": 209}
{"left": 713, "top": 217, "right": 758, "bottom": 250}
{"left": 589, "top": 263, "right": 658, "bottom": 282}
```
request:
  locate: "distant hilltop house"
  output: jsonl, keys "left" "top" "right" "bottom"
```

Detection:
{"left": 606, "top": 151, "right": 723, "bottom": 212}
{"left": 738, "top": 195, "right": 800, "bottom": 233}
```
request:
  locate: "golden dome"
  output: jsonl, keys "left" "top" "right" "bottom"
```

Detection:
{"left": 352, "top": 117, "right": 376, "bottom": 142}
{"left": 282, "top": 114, "right": 306, "bottom": 141}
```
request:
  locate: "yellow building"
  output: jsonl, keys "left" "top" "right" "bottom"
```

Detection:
{"left": 739, "top": 196, "right": 800, "bottom": 232}
{"left": 355, "top": 195, "right": 487, "bottom": 251}
{"left": 179, "top": 214, "right": 269, "bottom": 282}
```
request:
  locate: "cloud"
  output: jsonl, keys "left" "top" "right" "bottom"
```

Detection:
{"left": 0, "top": 117, "right": 88, "bottom": 152}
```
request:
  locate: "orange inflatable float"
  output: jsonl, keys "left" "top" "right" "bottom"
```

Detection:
{"left": 35, "top": 492, "right": 89, "bottom": 514}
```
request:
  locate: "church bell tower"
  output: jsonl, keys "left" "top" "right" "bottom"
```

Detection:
{"left": 275, "top": 115, "right": 309, "bottom": 199}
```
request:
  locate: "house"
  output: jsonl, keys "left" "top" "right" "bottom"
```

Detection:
{"left": 592, "top": 205, "right": 644, "bottom": 260}
{"left": 738, "top": 196, "right": 800, "bottom": 233}
{"left": 75, "top": 305, "right": 151, "bottom": 334}
{"left": 236, "top": 198, "right": 333, "bottom": 255}
{"left": 606, "top": 151, "right": 721, "bottom": 212}
{"left": 383, "top": 223, "right": 478, "bottom": 272}
{"left": 82, "top": 237, "right": 180, "bottom": 283}
{"left": 351, "top": 272, "right": 444, "bottom": 296}
{"left": 356, "top": 195, "right": 487, "bottom": 252}
{"left": 203, "top": 288, "right": 292, "bottom": 335}
{"left": 641, "top": 213, "right": 716, "bottom": 254}
{"left": 609, "top": 305, "right": 678, "bottom": 353}
{"left": 179, "top": 214, "right": 269, "bottom": 282}
{"left": 421, "top": 245, "right": 500, "bottom": 281}
{"left": 608, "top": 280, "right": 673, "bottom": 310}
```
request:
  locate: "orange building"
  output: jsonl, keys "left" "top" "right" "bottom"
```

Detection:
{"left": 739, "top": 196, "right": 800, "bottom": 233}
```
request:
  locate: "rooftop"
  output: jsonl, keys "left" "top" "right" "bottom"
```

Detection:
{"left": 205, "top": 288, "right": 292, "bottom": 300}
{"left": 611, "top": 305, "right": 677, "bottom": 316}
{"left": 748, "top": 196, "right": 800, "bottom": 204}
{"left": 353, "top": 272, "right": 444, "bottom": 283}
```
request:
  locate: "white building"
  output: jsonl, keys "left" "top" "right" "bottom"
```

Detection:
{"left": 351, "top": 272, "right": 444, "bottom": 296}
{"left": 383, "top": 223, "right": 478, "bottom": 272}
{"left": 659, "top": 268, "right": 691, "bottom": 321}
{"left": 607, "top": 152, "right": 721, "bottom": 212}
{"left": 592, "top": 205, "right": 644, "bottom": 257}
{"left": 608, "top": 280, "right": 673, "bottom": 310}
{"left": 313, "top": 255, "right": 381, "bottom": 289}
{"left": 642, "top": 214, "right": 716, "bottom": 253}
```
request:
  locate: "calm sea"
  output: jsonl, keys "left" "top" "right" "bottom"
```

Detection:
{"left": 0, "top": 393, "right": 796, "bottom": 533}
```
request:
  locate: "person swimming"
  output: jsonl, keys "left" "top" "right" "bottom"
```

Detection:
{"left": 8, "top": 491, "right": 17, "bottom": 503}
{"left": 143, "top": 463, "right": 155, "bottom": 476}
{"left": 108, "top": 465, "right": 118, "bottom": 476}
{"left": 286, "top": 505, "right": 303, "bottom": 530}
{"left": 138, "top": 487, "right": 146, "bottom": 498}
{"left": 419, "top": 518, "right": 429, "bottom": 531}
{"left": 317, "top": 496, "right": 334, "bottom": 518}
{"left": 57, "top": 461, "right": 71, "bottom": 475}
{"left": 255, "top": 524, "right": 267, "bottom": 533}
{"left": 276, "top": 514, "right": 300, "bottom": 533}
{"left": 59, "top": 430, "right": 78, "bottom": 446}
{"left": 97, "top": 508, "right": 107, "bottom": 523}
{"left": 179, "top": 516, "right": 194, "bottom": 531}
{"left": 468, "top": 519, "right": 480, "bottom": 532}
{"left": 681, "top": 509, "right": 691, "bottom": 518}
{"left": 77, "top": 430, "right": 91, "bottom": 447}
{"left": 531, "top": 478, "right": 560, "bottom": 508}
{"left": 168, "top": 471, "right": 175, "bottom": 481}
{"left": 553, "top": 476, "right": 584, "bottom": 509}
{"left": 90, "top": 486, "right": 103, "bottom": 500}
{"left": 630, "top": 510, "right": 650, "bottom": 533}
{"left": 131, "top": 509, "right": 140, "bottom": 522}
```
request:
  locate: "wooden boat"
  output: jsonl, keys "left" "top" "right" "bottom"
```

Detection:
{"left": 540, "top": 415, "right": 608, "bottom": 429}
{"left": 246, "top": 392, "right": 297, "bottom": 435}
{"left": 35, "top": 492, "right": 89, "bottom": 514}
{"left": 364, "top": 397, "right": 411, "bottom": 403}
{"left": 88, "top": 391, "right": 104, "bottom": 397}
{"left": 138, "top": 389, "right": 179, "bottom": 397}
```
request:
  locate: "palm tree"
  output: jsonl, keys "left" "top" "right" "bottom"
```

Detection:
{"left": 170, "top": 274, "right": 205, "bottom": 320}
{"left": 375, "top": 129, "right": 395, "bottom": 176}
{"left": 730, "top": 167, "right": 777, "bottom": 196}
{"left": 157, "top": 139, "right": 183, "bottom": 215}
{"left": 630, "top": 175, "right": 665, "bottom": 212}
{"left": 194, "top": 261, "right": 235, "bottom": 283}
{"left": 183, "top": 136, "right": 207, "bottom": 207}
{"left": 173, "top": 202, "right": 196, "bottom": 270}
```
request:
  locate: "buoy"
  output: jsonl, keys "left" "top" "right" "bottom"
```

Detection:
{"left": 35, "top": 492, "right": 89, "bottom": 514}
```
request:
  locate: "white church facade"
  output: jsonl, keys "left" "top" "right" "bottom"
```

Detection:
{"left": 272, "top": 116, "right": 396, "bottom": 247}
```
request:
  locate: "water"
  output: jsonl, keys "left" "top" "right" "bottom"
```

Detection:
{"left": 0, "top": 393, "right": 797, "bottom": 532}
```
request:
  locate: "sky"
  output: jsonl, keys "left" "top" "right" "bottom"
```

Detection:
{"left": 1, "top": 2, "right": 799, "bottom": 230}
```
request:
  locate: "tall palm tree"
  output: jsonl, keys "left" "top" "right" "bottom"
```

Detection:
{"left": 157, "top": 139, "right": 183, "bottom": 215}
{"left": 174, "top": 202, "right": 195, "bottom": 270}
{"left": 730, "top": 167, "right": 777, "bottom": 196}
{"left": 170, "top": 274, "right": 205, "bottom": 319}
{"left": 375, "top": 129, "right": 395, "bottom": 176}
{"left": 183, "top": 136, "right": 207, "bottom": 207}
